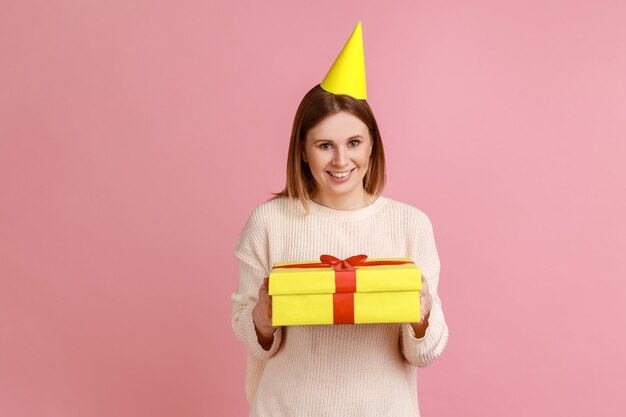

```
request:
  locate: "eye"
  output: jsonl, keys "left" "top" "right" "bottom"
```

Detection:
{"left": 349, "top": 139, "right": 361, "bottom": 147}
{"left": 319, "top": 143, "right": 332, "bottom": 150}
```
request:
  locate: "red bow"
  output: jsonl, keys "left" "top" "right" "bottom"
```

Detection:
{"left": 274, "top": 254, "right": 410, "bottom": 271}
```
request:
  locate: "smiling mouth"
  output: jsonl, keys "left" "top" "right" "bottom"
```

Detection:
{"left": 327, "top": 168, "right": 355, "bottom": 178}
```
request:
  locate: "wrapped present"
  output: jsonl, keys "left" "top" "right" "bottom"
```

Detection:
{"left": 268, "top": 254, "right": 421, "bottom": 326}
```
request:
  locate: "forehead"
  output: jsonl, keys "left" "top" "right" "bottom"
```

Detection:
{"left": 307, "top": 111, "right": 369, "bottom": 141}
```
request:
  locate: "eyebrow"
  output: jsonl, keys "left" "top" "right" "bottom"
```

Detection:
{"left": 313, "top": 135, "right": 364, "bottom": 144}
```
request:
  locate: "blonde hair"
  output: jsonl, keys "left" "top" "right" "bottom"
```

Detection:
{"left": 271, "top": 85, "right": 386, "bottom": 214}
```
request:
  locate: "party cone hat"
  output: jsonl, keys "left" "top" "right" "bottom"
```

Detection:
{"left": 320, "top": 21, "right": 367, "bottom": 99}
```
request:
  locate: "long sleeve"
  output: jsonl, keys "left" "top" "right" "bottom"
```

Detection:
{"left": 231, "top": 209, "right": 283, "bottom": 360}
{"left": 400, "top": 211, "right": 449, "bottom": 367}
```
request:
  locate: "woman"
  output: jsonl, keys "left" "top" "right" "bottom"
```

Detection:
{"left": 231, "top": 23, "right": 449, "bottom": 417}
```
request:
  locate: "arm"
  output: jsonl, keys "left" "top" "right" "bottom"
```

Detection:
{"left": 400, "top": 212, "right": 449, "bottom": 367}
{"left": 400, "top": 289, "right": 448, "bottom": 367}
{"left": 230, "top": 210, "right": 283, "bottom": 359}
{"left": 231, "top": 260, "right": 282, "bottom": 359}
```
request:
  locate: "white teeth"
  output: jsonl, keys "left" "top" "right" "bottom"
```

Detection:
{"left": 328, "top": 169, "right": 353, "bottom": 178}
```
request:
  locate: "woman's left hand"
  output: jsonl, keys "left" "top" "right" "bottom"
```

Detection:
{"left": 410, "top": 274, "right": 433, "bottom": 335}
{"left": 419, "top": 274, "right": 433, "bottom": 322}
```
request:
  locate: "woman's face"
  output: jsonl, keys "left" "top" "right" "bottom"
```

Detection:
{"left": 303, "top": 111, "right": 373, "bottom": 201}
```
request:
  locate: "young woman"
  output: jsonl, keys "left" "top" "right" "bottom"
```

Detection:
{"left": 231, "top": 84, "right": 449, "bottom": 417}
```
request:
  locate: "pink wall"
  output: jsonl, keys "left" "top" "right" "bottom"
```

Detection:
{"left": 2, "top": 1, "right": 625, "bottom": 416}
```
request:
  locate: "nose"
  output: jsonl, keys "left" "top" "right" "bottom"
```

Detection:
{"left": 332, "top": 146, "right": 349, "bottom": 167}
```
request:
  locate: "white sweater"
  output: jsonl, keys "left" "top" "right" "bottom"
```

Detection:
{"left": 231, "top": 195, "right": 449, "bottom": 417}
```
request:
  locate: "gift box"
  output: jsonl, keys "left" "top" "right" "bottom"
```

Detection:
{"left": 268, "top": 254, "right": 422, "bottom": 326}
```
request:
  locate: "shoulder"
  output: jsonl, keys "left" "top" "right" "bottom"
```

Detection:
{"left": 235, "top": 197, "right": 292, "bottom": 269}
{"left": 241, "top": 196, "right": 294, "bottom": 231}
{"left": 381, "top": 196, "right": 433, "bottom": 228}
{"left": 248, "top": 196, "right": 292, "bottom": 220}
{"left": 383, "top": 198, "right": 440, "bottom": 270}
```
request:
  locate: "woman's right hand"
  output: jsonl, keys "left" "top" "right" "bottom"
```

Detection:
{"left": 252, "top": 277, "right": 277, "bottom": 342}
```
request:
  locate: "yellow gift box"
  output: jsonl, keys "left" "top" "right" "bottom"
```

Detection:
{"left": 268, "top": 254, "right": 422, "bottom": 326}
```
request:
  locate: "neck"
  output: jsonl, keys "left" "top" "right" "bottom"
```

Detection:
{"left": 311, "top": 188, "right": 376, "bottom": 211}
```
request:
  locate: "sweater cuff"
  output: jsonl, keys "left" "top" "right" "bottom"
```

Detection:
{"left": 242, "top": 303, "right": 282, "bottom": 359}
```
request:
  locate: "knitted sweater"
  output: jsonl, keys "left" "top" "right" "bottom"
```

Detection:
{"left": 231, "top": 195, "right": 449, "bottom": 417}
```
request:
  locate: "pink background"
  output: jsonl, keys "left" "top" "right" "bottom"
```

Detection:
{"left": 1, "top": 1, "right": 625, "bottom": 416}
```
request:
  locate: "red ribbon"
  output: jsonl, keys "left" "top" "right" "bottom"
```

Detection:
{"left": 274, "top": 254, "right": 413, "bottom": 324}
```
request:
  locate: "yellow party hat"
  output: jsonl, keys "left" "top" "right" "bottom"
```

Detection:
{"left": 320, "top": 21, "right": 367, "bottom": 99}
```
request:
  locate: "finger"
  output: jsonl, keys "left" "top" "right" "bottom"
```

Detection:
{"left": 423, "top": 294, "right": 433, "bottom": 314}
{"left": 420, "top": 286, "right": 431, "bottom": 305}
{"left": 421, "top": 274, "right": 430, "bottom": 293}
